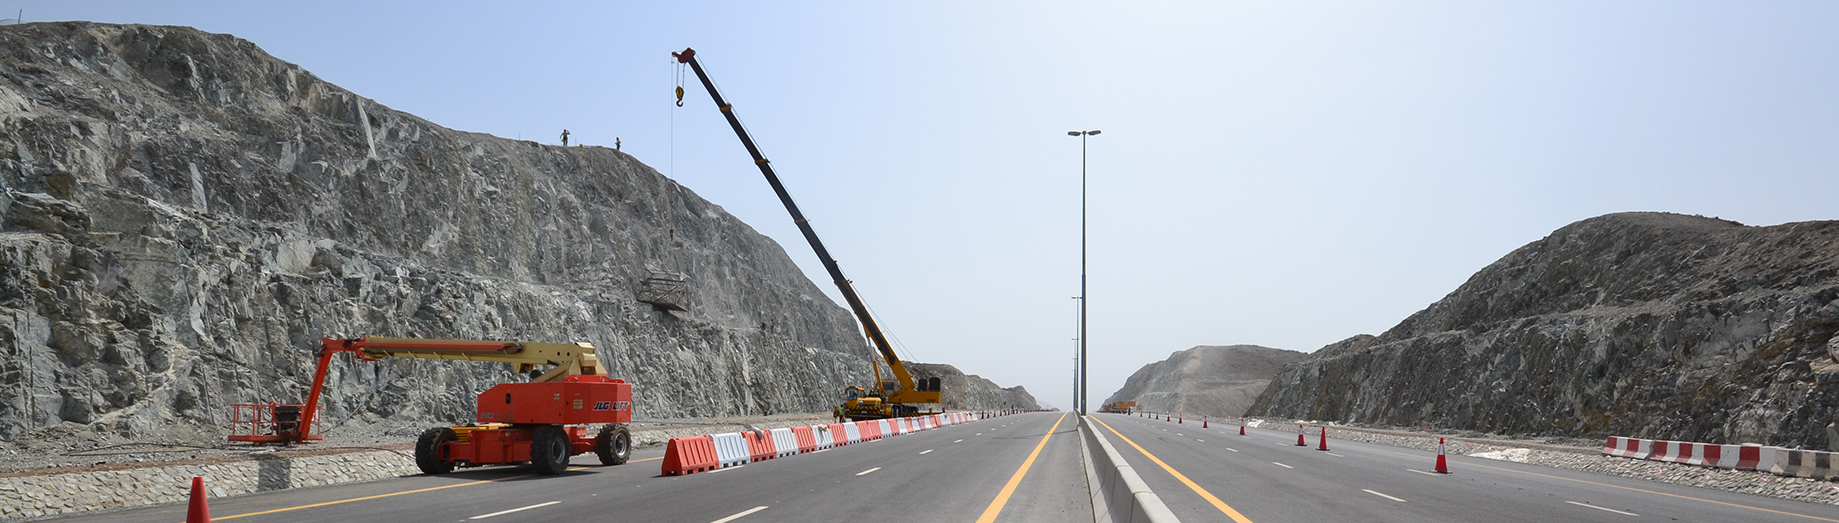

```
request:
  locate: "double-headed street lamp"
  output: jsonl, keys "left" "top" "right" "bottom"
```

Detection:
{"left": 1068, "top": 129, "right": 1099, "bottom": 415}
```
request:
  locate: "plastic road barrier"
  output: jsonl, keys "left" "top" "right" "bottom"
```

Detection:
{"left": 792, "top": 426, "right": 818, "bottom": 453}
{"left": 812, "top": 425, "right": 835, "bottom": 450}
{"left": 770, "top": 427, "right": 800, "bottom": 458}
{"left": 710, "top": 432, "right": 750, "bottom": 468}
{"left": 743, "top": 429, "right": 775, "bottom": 462}
{"left": 843, "top": 422, "right": 862, "bottom": 444}
{"left": 661, "top": 435, "right": 719, "bottom": 475}
{"left": 827, "top": 423, "right": 851, "bottom": 445}
{"left": 876, "top": 419, "right": 893, "bottom": 437}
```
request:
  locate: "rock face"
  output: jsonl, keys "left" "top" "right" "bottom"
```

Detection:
{"left": 1249, "top": 213, "right": 1839, "bottom": 449}
{"left": 1102, "top": 345, "right": 1306, "bottom": 418}
{"left": 0, "top": 22, "right": 901, "bottom": 442}
{"left": 909, "top": 363, "right": 1039, "bottom": 411}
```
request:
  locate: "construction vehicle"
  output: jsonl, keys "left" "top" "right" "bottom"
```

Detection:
{"left": 1100, "top": 401, "right": 1137, "bottom": 414}
{"left": 229, "top": 337, "right": 633, "bottom": 475}
{"left": 673, "top": 47, "right": 941, "bottom": 420}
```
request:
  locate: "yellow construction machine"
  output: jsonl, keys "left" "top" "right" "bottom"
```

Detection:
{"left": 673, "top": 47, "right": 941, "bottom": 420}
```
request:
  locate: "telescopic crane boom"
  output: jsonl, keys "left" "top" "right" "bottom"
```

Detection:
{"left": 673, "top": 47, "right": 940, "bottom": 418}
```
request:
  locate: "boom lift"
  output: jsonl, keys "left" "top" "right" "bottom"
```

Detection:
{"left": 231, "top": 337, "right": 633, "bottom": 475}
{"left": 673, "top": 47, "right": 942, "bottom": 420}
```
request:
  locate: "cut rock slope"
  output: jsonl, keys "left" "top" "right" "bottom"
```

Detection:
{"left": 1102, "top": 345, "right": 1305, "bottom": 418}
{"left": 0, "top": 22, "right": 1018, "bottom": 446}
{"left": 1249, "top": 213, "right": 1839, "bottom": 449}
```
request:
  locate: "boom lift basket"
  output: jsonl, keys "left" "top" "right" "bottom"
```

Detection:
{"left": 227, "top": 402, "right": 325, "bottom": 444}
{"left": 637, "top": 269, "right": 690, "bottom": 311}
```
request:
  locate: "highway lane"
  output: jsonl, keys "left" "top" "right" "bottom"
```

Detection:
{"left": 58, "top": 412, "right": 1087, "bottom": 523}
{"left": 1091, "top": 413, "right": 1839, "bottom": 523}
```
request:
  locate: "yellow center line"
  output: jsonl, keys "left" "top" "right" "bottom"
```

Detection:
{"left": 1091, "top": 415, "right": 1255, "bottom": 523}
{"left": 975, "top": 413, "right": 1067, "bottom": 523}
{"left": 1343, "top": 444, "right": 1839, "bottom": 523}
{"left": 196, "top": 456, "right": 664, "bottom": 522}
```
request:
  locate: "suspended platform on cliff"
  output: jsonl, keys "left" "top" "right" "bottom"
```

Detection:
{"left": 637, "top": 269, "right": 690, "bottom": 311}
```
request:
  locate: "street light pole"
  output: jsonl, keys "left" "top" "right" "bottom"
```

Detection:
{"left": 1068, "top": 129, "right": 1100, "bottom": 415}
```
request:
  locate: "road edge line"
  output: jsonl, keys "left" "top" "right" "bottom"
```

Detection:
{"left": 1092, "top": 414, "right": 1253, "bottom": 523}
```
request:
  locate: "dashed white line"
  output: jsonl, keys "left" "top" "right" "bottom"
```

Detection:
{"left": 1407, "top": 469, "right": 1441, "bottom": 476}
{"left": 954, "top": 439, "right": 963, "bottom": 443}
{"left": 1272, "top": 462, "right": 1293, "bottom": 469}
{"left": 920, "top": 449, "right": 934, "bottom": 455}
{"left": 710, "top": 506, "right": 769, "bottom": 523}
{"left": 1363, "top": 489, "right": 1406, "bottom": 503}
{"left": 1326, "top": 452, "right": 1344, "bottom": 457}
{"left": 708, "top": 465, "right": 745, "bottom": 473}
{"left": 1225, "top": 447, "right": 1238, "bottom": 452}
{"left": 470, "top": 501, "right": 560, "bottom": 519}
{"left": 976, "top": 433, "right": 983, "bottom": 436}
{"left": 1195, "top": 439, "right": 1205, "bottom": 443}
{"left": 1566, "top": 501, "right": 1639, "bottom": 516}
{"left": 856, "top": 467, "right": 882, "bottom": 476}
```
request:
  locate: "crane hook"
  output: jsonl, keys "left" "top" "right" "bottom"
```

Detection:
{"left": 675, "top": 85, "right": 684, "bottom": 107}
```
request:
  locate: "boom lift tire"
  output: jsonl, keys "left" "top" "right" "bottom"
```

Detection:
{"left": 595, "top": 424, "right": 631, "bottom": 465}
{"left": 415, "top": 427, "right": 458, "bottom": 475}
{"left": 530, "top": 425, "right": 572, "bottom": 475}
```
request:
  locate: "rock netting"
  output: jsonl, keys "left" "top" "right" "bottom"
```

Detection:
{"left": 1103, "top": 345, "right": 1306, "bottom": 418}
{"left": 909, "top": 363, "right": 1039, "bottom": 411}
{"left": 0, "top": 21, "right": 889, "bottom": 445}
{"left": 1250, "top": 213, "right": 1839, "bottom": 449}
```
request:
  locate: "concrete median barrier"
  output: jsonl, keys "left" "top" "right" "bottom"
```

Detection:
{"left": 1080, "top": 416, "right": 1179, "bottom": 523}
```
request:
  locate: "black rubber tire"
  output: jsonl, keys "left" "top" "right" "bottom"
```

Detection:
{"left": 414, "top": 427, "right": 457, "bottom": 475}
{"left": 595, "top": 424, "right": 631, "bottom": 466}
{"left": 529, "top": 425, "right": 571, "bottom": 475}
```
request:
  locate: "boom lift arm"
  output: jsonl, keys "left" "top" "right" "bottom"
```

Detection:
{"left": 672, "top": 48, "right": 940, "bottom": 412}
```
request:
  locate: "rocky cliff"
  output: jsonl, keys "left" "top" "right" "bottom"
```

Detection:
{"left": 1249, "top": 213, "right": 1839, "bottom": 449}
{"left": 0, "top": 22, "right": 895, "bottom": 442}
{"left": 1102, "top": 345, "right": 1306, "bottom": 418}
{"left": 909, "top": 363, "right": 1039, "bottom": 411}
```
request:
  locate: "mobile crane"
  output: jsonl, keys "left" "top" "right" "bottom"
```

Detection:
{"left": 229, "top": 337, "right": 633, "bottom": 475}
{"left": 672, "top": 47, "right": 942, "bottom": 420}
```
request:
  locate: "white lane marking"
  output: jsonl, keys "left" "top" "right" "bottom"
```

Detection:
{"left": 1195, "top": 439, "right": 1205, "bottom": 443}
{"left": 710, "top": 506, "right": 770, "bottom": 523}
{"left": 470, "top": 501, "right": 561, "bottom": 519}
{"left": 1363, "top": 489, "right": 1406, "bottom": 503}
{"left": 976, "top": 433, "right": 983, "bottom": 436}
{"left": 1272, "top": 462, "right": 1294, "bottom": 469}
{"left": 856, "top": 467, "right": 882, "bottom": 476}
{"left": 920, "top": 449, "right": 934, "bottom": 455}
{"left": 954, "top": 439, "right": 963, "bottom": 443}
{"left": 1177, "top": 433, "right": 1184, "bottom": 436}
{"left": 708, "top": 465, "right": 745, "bottom": 473}
{"left": 1566, "top": 501, "right": 1639, "bottom": 516}
{"left": 1226, "top": 447, "right": 1238, "bottom": 452}
{"left": 1326, "top": 452, "right": 1344, "bottom": 457}
{"left": 1407, "top": 469, "right": 1441, "bottom": 476}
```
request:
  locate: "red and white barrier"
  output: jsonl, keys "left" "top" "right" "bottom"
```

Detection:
{"left": 770, "top": 427, "right": 799, "bottom": 458}
{"left": 660, "top": 434, "right": 719, "bottom": 475}
{"left": 1602, "top": 436, "right": 1837, "bottom": 481}
{"left": 709, "top": 432, "right": 751, "bottom": 468}
{"left": 842, "top": 423, "right": 862, "bottom": 444}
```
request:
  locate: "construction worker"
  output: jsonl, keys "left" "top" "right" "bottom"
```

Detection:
{"left": 560, "top": 129, "right": 570, "bottom": 146}
{"left": 834, "top": 405, "right": 845, "bottom": 423}
{"left": 615, "top": 137, "right": 621, "bottom": 150}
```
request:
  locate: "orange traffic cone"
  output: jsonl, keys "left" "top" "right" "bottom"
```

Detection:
{"left": 1178, "top": 416, "right": 1183, "bottom": 424}
{"left": 1434, "top": 438, "right": 1449, "bottom": 473}
{"left": 1203, "top": 417, "right": 1208, "bottom": 428}
{"left": 1295, "top": 424, "right": 1307, "bottom": 446}
{"left": 1239, "top": 418, "right": 1245, "bottom": 436}
{"left": 187, "top": 476, "right": 211, "bottom": 523}
{"left": 1317, "top": 427, "right": 1329, "bottom": 451}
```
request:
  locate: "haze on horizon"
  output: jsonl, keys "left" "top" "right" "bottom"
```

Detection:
{"left": 23, "top": 1, "right": 1839, "bottom": 412}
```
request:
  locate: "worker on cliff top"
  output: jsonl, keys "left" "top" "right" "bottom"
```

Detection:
{"left": 560, "top": 129, "right": 570, "bottom": 146}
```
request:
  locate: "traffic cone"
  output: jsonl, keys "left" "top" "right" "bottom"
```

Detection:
{"left": 187, "top": 476, "right": 211, "bottom": 523}
{"left": 1203, "top": 417, "right": 1209, "bottom": 428}
{"left": 1239, "top": 418, "right": 1245, "bottom": 436}
{"left": 1178, "top": 416, "right": 1183, "bottom": 424}
{"left": 1295, "top": 424, "right": 1306, "bottom": 446}
{"left": 1317, "top": 427, "right": 1329, "bottom": 451}
{"left": 1434, "top": 438, "right": 1449, "bottom": 473}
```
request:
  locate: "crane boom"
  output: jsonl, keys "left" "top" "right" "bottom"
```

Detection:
{"left": 673, "top": 47, "right": 929, "bottom": 401}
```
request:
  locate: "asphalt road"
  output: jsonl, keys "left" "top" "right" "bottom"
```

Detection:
{"left": 1089, "top": 413, "right": 1839, "bottom": 523}
{"left": 55, "top": 412, "right": 1088, "bottom": 523}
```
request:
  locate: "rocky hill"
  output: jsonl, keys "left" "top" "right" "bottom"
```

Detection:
{"left": 910, "top": 363, "right": 1039, "bottom": 411}
{"left": 0, "top": 22, "right": 1019, "bottom": 444}
{"left": 1249, "top": 213, "right": 1839, "bottom": 449}
{"left": 1102, "top": 345, "right": 1306, "bottom": 418}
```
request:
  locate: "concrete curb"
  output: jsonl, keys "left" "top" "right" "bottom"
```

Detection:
{"left": 1081, "top": 415, "right": 1179, "bottom": 523}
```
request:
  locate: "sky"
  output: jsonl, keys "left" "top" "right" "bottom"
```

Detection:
{"left": 23, "top": 1, "right": 1839, "bottom": 412}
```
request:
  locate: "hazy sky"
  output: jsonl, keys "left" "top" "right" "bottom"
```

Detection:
{"left": 27, "top": 2, "right": 1839, "bottom": 411}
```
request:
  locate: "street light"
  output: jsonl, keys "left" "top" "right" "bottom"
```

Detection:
{"left": 1068, "top": 129, "right": 1099, "bottom": 415}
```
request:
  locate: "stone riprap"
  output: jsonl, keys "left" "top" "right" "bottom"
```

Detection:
{"left": 1250, "top": 213, "right": 1839, "bottom": 449}
{"left": 0, "top": 19, "right": 1028, "bottom": 447}
{"left": 1102, "top": 345, "right": 1306, "bottom": 419}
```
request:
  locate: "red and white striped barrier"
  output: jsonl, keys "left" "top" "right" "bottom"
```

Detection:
{"left": 1602, "top": 436, "right": 1837, "bottom": 481}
